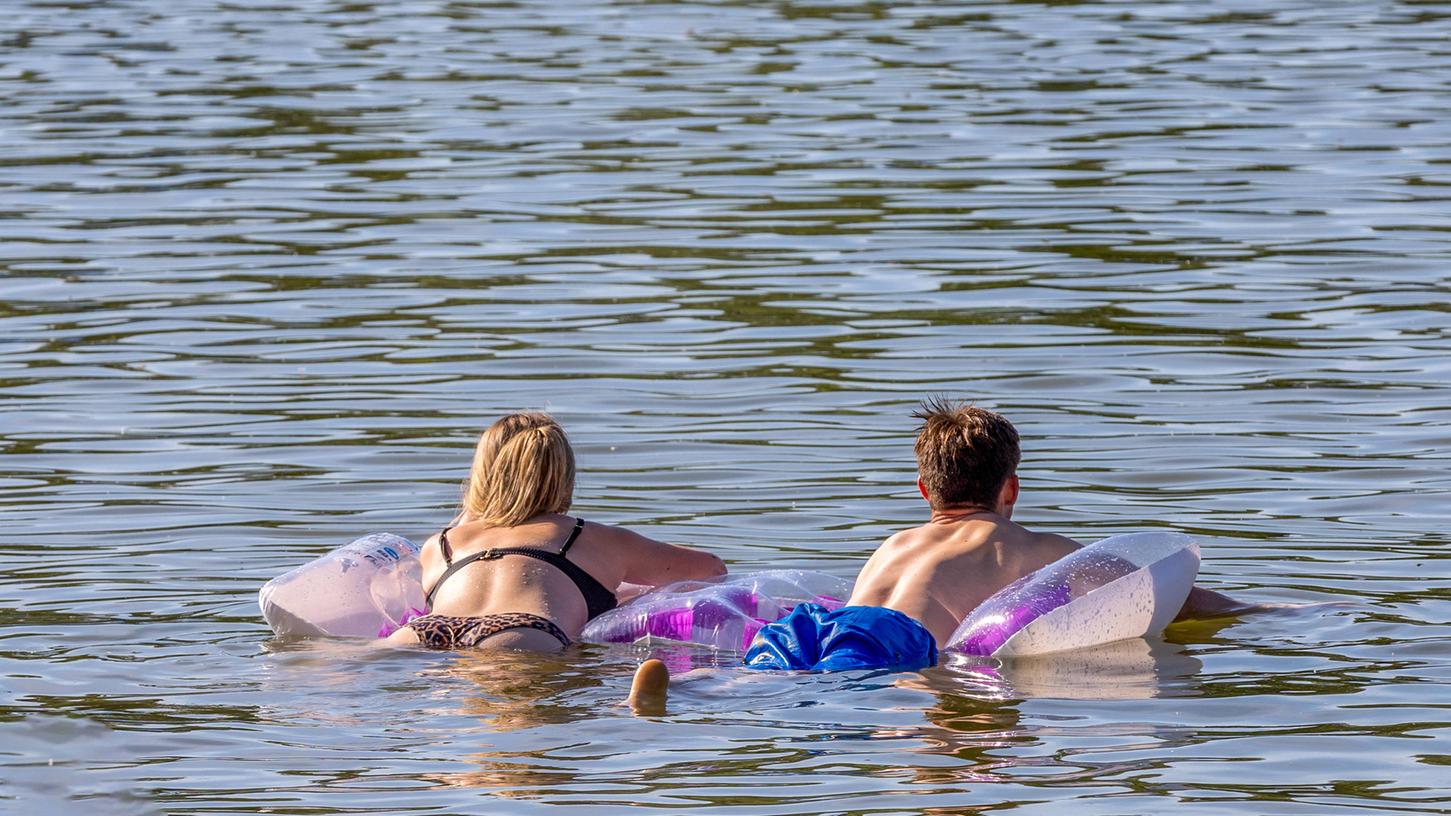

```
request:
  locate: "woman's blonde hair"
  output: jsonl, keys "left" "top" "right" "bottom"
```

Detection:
{"left": 462, "top": 412, "right": 576, "bottom": 527}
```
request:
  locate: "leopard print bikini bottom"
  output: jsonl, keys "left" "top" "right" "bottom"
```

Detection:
{"left": 406, "top": 612, "right": 571, "bottom": 650}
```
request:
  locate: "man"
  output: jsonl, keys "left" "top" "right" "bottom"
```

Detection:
{"left": 743, "top": 397, "right": 1248, "bottom": 672}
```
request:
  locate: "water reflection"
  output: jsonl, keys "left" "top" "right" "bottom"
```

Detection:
{"left": 438, "top": 649, "right": 596, "bottom": 733}
{"left": 869, "top": 641, "right": 1205, "bottom": 792}
{"left": 425, "top": 756, "right": 575, "bottom": 798}
{"left": 421, "top": 650, "right": 589, "bottom": 796}
{"left": 932, "top": 637, "right": 1205, "bottom": 702}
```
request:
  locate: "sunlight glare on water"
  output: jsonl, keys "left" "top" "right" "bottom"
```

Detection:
{"left": 1, "top": 0, "right": 1449, "bottom": 813}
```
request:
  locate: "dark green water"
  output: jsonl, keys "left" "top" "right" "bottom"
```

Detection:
{"left": 2, "top": 0, "right": 1449, "bottom": 813}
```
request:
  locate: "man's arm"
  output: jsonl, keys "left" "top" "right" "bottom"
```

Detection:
{"left": 1175, "top": 585, "right": 1264, "bottom": 621}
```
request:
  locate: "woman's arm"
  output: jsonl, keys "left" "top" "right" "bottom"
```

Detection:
{"left": 611, "top": 526, "right": 726, "bottom": 587}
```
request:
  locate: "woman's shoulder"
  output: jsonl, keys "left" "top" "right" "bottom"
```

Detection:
{"left": 419, "top": 531, "right": 442, "bottom": 556}
{"left": 577, "top": 517, "right": 662, "bottom": 547}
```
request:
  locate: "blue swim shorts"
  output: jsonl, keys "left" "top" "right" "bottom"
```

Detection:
{"left": 743, "top": 603, "right": 939, "bottom": 672}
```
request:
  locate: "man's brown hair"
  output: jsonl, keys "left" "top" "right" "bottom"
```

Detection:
{"left": 913, "top": 397, "right": 1020, "bottom": 509}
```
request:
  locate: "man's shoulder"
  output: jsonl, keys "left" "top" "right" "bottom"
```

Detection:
{"left": 1032, "top": 531, "right": 1082, "bottom": 556}
{"left": 878, "top": 522, "right": 999, "bottom": 562}
{"left": 880, "top": 525, "right": 925, "bottom": 545}
{"left": 877, "top": 523, "right": 952, "bottom": 553}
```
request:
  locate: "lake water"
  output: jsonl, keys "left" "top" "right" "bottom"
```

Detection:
{"left": 2, "top": 0, "right": 1449, "bottom": 813}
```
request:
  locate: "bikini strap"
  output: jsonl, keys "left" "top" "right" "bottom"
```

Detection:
{"left": 557, "top": 517, "right": 586, "bottom": 556}
{"left": 438, "top": 526, "right": 455, "bottom": 565}
{"left": 425, "top": 544, "right": 501, "bottom": 610}
{"left": 424, "top": 519, "right": 593, "bottom": 612}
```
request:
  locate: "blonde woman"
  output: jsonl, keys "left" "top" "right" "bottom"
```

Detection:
{"left": 387, "top": 412, "right": 726, "bottom": 652}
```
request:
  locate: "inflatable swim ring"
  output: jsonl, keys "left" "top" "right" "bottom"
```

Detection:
{"left": 944, "top": 531, "right": 1200, "bottom": 657}
{"left": 260, "top": 531, "right": 1195, "bottom": 655}
{"left": 259, "top": 533, "right": 427, "bottom": 638}
{"left": 259, "top": 534, "right": 851, "bottom": 649}
{"left": 579, "top": 570, "right": 852, "bottom": 651}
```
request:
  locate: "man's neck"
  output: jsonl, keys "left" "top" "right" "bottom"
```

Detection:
{"left": 929, "top": 506, "right": 1002, "bottom": 524}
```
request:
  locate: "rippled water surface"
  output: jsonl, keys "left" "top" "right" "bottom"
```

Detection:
{"left": 3, "top": 0, "right": 1450, "bottom": 813}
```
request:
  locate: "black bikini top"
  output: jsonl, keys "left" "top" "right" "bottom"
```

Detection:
{"left": 423, "top": 517, "right": 618, "bottom": 620}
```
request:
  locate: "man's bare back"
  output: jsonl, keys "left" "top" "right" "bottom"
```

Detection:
{"left": 849, "top": 506, "right": 1078, "bottom": 645}
{"left": 850, "top": 417, "right": 1252, "bottom": 647}
{"left": 741, "top": 399, "right": 1257, "bottom": 676}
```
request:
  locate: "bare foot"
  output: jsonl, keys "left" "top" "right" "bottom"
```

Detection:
{"left": 628, "top": 658, "right": 669, "bottom": 715}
